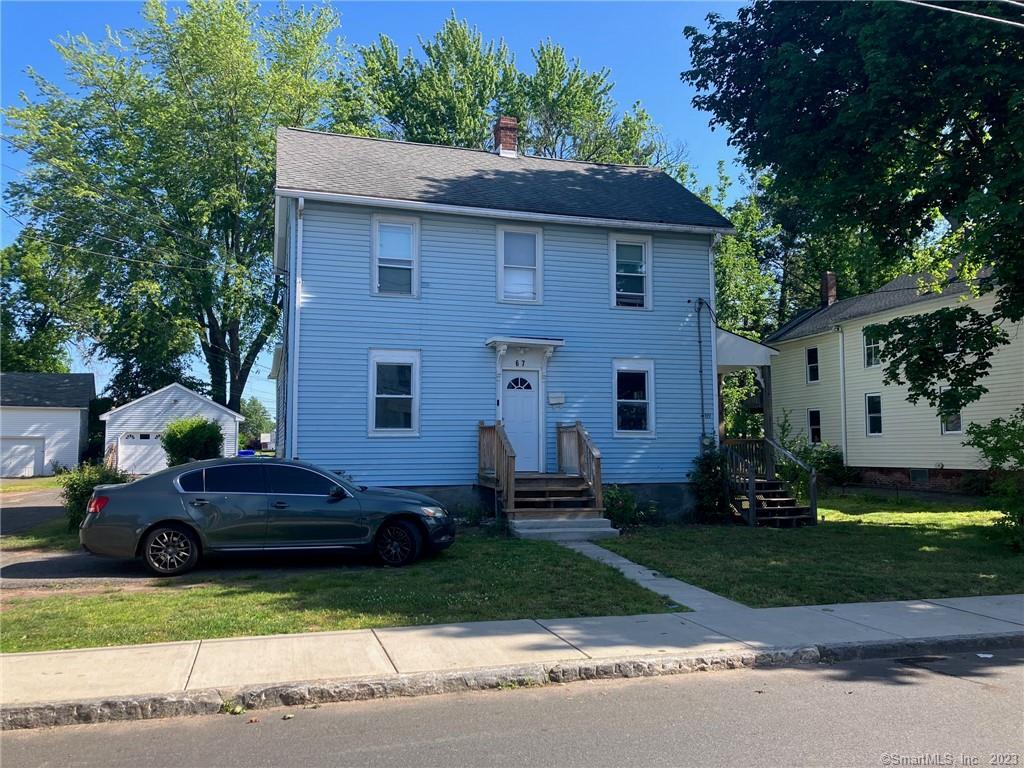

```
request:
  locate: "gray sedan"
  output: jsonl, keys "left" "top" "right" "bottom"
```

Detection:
{"left": 79, "top": 458, "right": 455, "bottom": 575}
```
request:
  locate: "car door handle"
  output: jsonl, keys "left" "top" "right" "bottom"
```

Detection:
{"left": 189, "top": 498, "right": 209, "bottom": 507}
{"left": 272, "top": 501, "right": 289, "bottom": 510}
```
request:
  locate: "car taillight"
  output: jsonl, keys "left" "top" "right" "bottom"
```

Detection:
{"left": 87, "top": 496, "right": 109, "bottom": 515}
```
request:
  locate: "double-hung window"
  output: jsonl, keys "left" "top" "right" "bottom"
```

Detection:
{"left": 372, "top": 215, "right": 419, "bottom": 296}
{"left": 497, "top": 226, "right": 542, "bottom": 303}
{"left": 863, "top": 330, "right": 881, "bottom": 368}
{"left": 369, "top": 350, "right": 420, "bottom": 436}
{"left": 807, "top": 409, "right": 823, "bottom": 444}
{"left": 865, "top": 393, "right": 883, "bottom": 436}
{"left": 613, "top": 359, "right": 654, "bottom": 435}
{"left": 806, "top": 347, "right": 820, "bottom": 383}
{"left": 610, "top": 234, "right": 652, "bottom": 309}
{"left": 939, "top": 386, "right": 963, "bottom": 435}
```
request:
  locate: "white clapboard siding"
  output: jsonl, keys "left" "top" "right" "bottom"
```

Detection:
{"left": 0, "top": 406, "right": 85, "bottom": 476}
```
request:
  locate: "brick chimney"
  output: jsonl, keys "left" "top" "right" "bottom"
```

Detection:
{"left": 493, "top": 115, "right": 518, "bottom": 157}
{"left": 821, "top": 271, "right": 838, "bottom": 307}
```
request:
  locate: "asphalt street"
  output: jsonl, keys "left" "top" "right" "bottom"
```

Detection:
{"left": 3, "top": 650, "right": 1022, "bottom": 768}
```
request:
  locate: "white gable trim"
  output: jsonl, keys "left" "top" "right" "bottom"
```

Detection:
{"left": 99, "top": 383, "right": 245, "bottom": 422}
{"left": 275, "top": 187, "right": 735, "bottom": 236}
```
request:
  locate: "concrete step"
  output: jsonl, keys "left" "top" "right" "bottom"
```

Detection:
{"left": 510, "top": 517, "right": 618, "bottom": 541}
{"left": 513, "top": 508, "right": 605, "bottom": 520}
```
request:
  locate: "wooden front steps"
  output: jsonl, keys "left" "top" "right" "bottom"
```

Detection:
{"left": 732, "top": 479, "right": 814, "bottom": 528}
{"left": 490, "top": 472, "right": 616, "bottom": 540}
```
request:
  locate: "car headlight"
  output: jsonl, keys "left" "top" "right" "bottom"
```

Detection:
{"left": 420, "top": 506, "right": 447, "bottom": 518}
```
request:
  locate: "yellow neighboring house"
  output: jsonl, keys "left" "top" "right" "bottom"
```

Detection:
{"left": 765, "top": 272, "right": 1023, "bottom": 490}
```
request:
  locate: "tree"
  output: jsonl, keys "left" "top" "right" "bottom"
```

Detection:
{"left": 354, "top": 15, "right": 678, "bottom": 165}
{"left": 238, "top": 395, "right": 273, "bottom": 448}
{"left": 0, "top": 237, "right": 87, "bottom": 373}
{"left": 683, "top": 1, "right": 1023, "bottom": 415}
{"left": 4, "top": 0, "right": 355, "bottom": 411}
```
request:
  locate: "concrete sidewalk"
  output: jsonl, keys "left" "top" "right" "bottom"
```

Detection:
{"left": 3, "top": 594, "right": 1022, "bottom": 724}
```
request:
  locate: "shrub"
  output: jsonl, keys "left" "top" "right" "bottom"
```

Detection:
{"left": 59, "top": 463, "right": 131, "bottom": 531}
{"left": 964, "top": 406, "right": 1024, "bottom": 550}
{"left": 161, "top": 417, "right": 224, "bottom": 467}
{"left": 603, "top": 484, "right": 660, "bottom": 530}
{"left": 687, "top": 449, "right": 732, "bottom": 523}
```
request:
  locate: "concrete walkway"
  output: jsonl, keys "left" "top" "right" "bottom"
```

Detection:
{"left": 2, "top": 595, "right": 1022, "bottom": 709}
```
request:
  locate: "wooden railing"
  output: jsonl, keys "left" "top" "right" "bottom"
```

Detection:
{"left": 720, "top": 438, "right": 818, "bottom": 525}
{"left": 557, "top": 421, "right": 603, "bottom": 510}
{"left": 478, "top": 421, "right": 516, "bottom": 518}
{"left": 765, "top": 437, "right": 818, "bottom": 523}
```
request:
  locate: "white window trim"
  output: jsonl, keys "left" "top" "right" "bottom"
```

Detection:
{"left": 939, "top": 385, "right": 963, "bottom": 435}
{"left": 805, "top": 346, "right": 820, "bottom": 384}
{"left": 807, "top": 409, "right": 822, "bottom": 445}
{"left": 609, "top": 233, "right": 653, "bottom": 311}
{"left": 368, "top": 349, "right": 421, "bottom": 437}
{"left": 865, "top": 392, "right": 883, "bottom": 437}
{"left": 371, "top": 214, "right": 420, "bottom": 297}
{"left": 612, "top": 358, "right": 655, "bottom": 437}
{"left": 863, "top": 331, "right": 881, "bottom": 368}
{"left": 496, "top": 224, "right": 543, "bottom": 304}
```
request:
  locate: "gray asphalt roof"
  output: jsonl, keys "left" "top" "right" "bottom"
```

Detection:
{"left": 0, "top": 373, "right": 95, "bottom": 408}
{"left": 764, "top": 272, "right": 980, "bottom": 343}
{"left": 276, "top": 128, "right": 733, "bottom": 230}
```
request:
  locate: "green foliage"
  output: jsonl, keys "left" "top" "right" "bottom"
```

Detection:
{"left": 161, "top": 416, "right": 224, "bottom": 467}
{"left": 0, "top": 240, "right": 77, "bottom": 373}
{"left": 687, "top": 449, "right": 732, "bottom": 523}
{"left": 603, "top": 485, "right": 660, "bottom": 530}
{"left": 684, "top": 1, "right": 1022, "bottom": 412}
{"left": 774, "top": 410, "right": 857, "bottom": 496}
{"left": 355, "top": 14, "right": 677, "bottom": 165}
{"left": 964, "top": 406, "right": 1024, "bottom": 549}
{"left": 238, "top": 396, "right": 274, "bottom": 449}
{"left": 59, "top": 463, "right": 131, "bottom": 531}
{"left": 4, "top": 0, "right": 348, "bottom": 411}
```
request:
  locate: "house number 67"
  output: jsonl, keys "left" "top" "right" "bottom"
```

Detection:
{"left": 514, "top": 359, "right": 527, "bottom": 367}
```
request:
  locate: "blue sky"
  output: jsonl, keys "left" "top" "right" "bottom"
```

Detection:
{"left": 1, "top": 1, "right": 743, "bottom": 415}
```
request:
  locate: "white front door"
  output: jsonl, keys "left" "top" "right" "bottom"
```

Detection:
{"left": 502, "top": 371, "right": 540, "bottom": 472}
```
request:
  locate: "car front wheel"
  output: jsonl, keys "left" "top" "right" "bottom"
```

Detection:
{"left": 142, "top": 525, "right": 200, "bottom": 576}
{"left": 375, "top": 519, "right": 422, "bottom": 567}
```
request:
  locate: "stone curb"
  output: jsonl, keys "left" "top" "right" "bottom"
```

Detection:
{"left": 4, "top": 632, "right": 1022, "bottom": 730}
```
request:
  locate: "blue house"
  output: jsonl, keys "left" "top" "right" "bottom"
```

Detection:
{"left": 270, "top": 117, "right": 734, "bottom": 538}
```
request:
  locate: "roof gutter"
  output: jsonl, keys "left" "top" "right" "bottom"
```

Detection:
{"left": 275, "top": 187, "right": 736, "bottom": 237}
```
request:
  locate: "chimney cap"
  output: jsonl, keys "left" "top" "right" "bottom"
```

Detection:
{"left": 493, "top": 115, "right": 518, "bottom": 158}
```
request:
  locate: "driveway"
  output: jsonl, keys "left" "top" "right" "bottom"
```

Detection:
{"left": 0, "top": 489, "right": 63, "bottom": 535}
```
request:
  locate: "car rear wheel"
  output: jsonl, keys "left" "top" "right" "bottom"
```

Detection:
{"left": 375, "top": 519, "right": 422, "bottom": 567}
{"left": 142, "top": 525, "right": 199, "bottom": 576}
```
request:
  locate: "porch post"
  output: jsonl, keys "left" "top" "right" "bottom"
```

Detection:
{"left": 717, "top": 373, "right": 726, "bottom": 442}
{"left": 760, "top": 364, "right": 774, "bottom": 442}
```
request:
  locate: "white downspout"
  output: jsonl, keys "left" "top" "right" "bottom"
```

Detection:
{"left": 287, "top": 196, "right": 304, "bottom": 459}
{"left": 708, "top": 236, "right": 721, "bottom": 446}
{"left": 836, "top": 324, "right": 848, "bottom": 464}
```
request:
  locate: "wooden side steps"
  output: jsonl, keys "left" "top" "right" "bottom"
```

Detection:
{"left": 733, "top": 479, "right": 815, "bottom": 528}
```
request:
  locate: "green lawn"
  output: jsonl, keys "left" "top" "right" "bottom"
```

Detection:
{"left": 0, "top": 529, "right": 677, "bottom": 653}
{"left": 0, "top": 476, "right": 63, "bottom": 493}
{"left": 0, "top": 518, "right": 79, "bottom": 552}
{"left": 602, "top": 495, "right": 1024, "bottom": 608}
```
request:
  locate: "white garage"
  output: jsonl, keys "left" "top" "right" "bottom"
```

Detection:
{"left": 0, "top": 373, "right": 95, "bottom": 477}
{"left": 101, "top": 383, "right": 245, "bottom": 475}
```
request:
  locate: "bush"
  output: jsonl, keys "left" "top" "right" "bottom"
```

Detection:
{"left": 59, "top": 463, "right": 132, "bottom": 531}
{"left": 161, "top": 416, "right": 224, "bottom": 467}
{"left": 603, "top": 485, "right": 660, "bottom": 530}
{"left": 964, "top": 406, "right": 1024, "bottom": 550}
{"left": 687, "top": 449, "right": 732, "bottom": 523}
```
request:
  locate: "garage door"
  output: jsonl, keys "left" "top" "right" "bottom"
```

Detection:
{"left": 117, "top": 432, "right": 168, "bottom": 475}
{"left": 1, "top": 437, "right": 45, "bottom": 477}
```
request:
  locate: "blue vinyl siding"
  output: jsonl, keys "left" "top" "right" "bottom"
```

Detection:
{"left": 292, "top": 201, "right": 715, "bottom": 486}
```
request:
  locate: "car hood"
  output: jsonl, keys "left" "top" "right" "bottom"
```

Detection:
{"left": 358, "top": 486, "right": 443, "bottom": 507}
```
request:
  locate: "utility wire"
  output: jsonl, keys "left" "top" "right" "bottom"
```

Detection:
{"left": 894, "top": 0, "right": 1024, "bottom": 29}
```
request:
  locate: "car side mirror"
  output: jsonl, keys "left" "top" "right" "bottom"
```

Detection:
{"left": 328, "top": 485, "right": 347, "bottom": 500}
